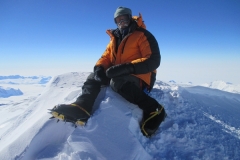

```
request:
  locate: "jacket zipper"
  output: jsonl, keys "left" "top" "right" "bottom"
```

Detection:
{"left": 121, "top": 33, "right": 132, "bottom": 54}
{"left": 121, "top": 37, "right": 129, "bottom": 54}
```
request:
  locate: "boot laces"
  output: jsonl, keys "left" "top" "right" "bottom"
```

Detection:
{"left": 141, "top": 106, "right": 164, "bottom": 137}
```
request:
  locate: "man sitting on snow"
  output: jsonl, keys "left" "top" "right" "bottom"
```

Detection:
{"left": 50, "top": 6, "right": 166, "bottom": 137}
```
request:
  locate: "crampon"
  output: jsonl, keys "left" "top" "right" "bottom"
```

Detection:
{"left": 48, "top": 104, "right": 91, "bottom": 127}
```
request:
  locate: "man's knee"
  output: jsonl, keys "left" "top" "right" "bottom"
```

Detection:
{"left": 110, "top": 77, "right": 124, "bottom": 92}
{"left": 110, "top": 75, "right": 141, "bottom": 93}
{"left": 82, "top": 72, "right": 102, "bottom": 93}
{"left": 86, "top": 72, "right": 95, "bottom": 80}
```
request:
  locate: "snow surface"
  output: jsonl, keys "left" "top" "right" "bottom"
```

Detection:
{"left": 0, "top": 72, "right": 240, "bottom": 160}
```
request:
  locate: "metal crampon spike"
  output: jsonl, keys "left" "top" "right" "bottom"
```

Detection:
{"left": 69, "top": 122, "right": 77, "bottom": 128}
{"left": 49, "top": 116, "right": 55, "bottom": 119}
{"left": 75, "top": 120, "right": 86, "bottom": 126}
{"left": 51, "top": 111, "right": 65, "bottom": 121}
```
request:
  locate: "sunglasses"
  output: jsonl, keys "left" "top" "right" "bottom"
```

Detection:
{"left": 115, "top": 15, "right": 130, "bottom": 26}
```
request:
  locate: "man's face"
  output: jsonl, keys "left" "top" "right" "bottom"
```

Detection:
{"left": 115, "top": 15, "right": 130, "bottom": 29}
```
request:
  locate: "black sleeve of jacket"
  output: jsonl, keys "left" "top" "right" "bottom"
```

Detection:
{"left": 133, "top": 28, "right": 161, "bottom": 74}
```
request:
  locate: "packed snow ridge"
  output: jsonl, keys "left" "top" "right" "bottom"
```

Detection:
{"left": 0, "top": 72, "right": 239, "bottom": 160}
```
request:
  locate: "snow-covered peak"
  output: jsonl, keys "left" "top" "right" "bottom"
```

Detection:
{"left": 169, "top": 80, "right": 176, "bottom": 83}
{"left": 167, "top": 80, "right": 194, "bottom": 87}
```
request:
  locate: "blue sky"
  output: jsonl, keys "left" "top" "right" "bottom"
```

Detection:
{"left": 0, "top": 0, "right": 239, "bottom": 84}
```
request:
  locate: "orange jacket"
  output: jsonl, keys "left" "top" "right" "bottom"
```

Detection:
{"left": 95, "top": 14, "right": 160, "bottom": 87}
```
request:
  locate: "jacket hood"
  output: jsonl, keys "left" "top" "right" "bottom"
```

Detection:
{"left": 132, "top": 13, "right": 146, "bottom": 29}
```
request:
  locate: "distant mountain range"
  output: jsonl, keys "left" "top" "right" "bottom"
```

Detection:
{"left": 168, "top": 80, "right": 240, "bottom": 94}
{"left": 0, "top": 75, "right": 52, "bottom": 85}
{"left": 0, "top": 86, "right": 23, "bottom": 98}
{"left": 0, "top": 75, "right": 39, "bottom": 79}
{"left": 200, "top": 80, "right": 240, "bottom": 94}
{"left": 0, "top": 75, "right": 52, "bottom": 98}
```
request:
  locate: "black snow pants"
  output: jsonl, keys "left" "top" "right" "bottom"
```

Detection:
{"left": 74, "top": 73, "right": 159, "bottom": 114}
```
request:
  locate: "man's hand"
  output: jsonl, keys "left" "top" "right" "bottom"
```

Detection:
{"left": 94, "top": 66, "right": 109, "bottom": 84}
{"left": 106, "top": 63, "right": 135, "bottom": 78}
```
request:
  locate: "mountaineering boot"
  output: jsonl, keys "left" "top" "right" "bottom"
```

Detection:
{"left": 49, "top": 73, "right": 103, "bottom": 126}
{"left": 141, "top": 103, "right": 167, "bottom": 137}
{"left": 110, "top": 78, "right": 167, "bottom": 137}
{"left": 49, "top": 104, "right": 91, "bottom": 126}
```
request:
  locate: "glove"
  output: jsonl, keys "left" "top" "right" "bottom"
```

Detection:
{"left": 94, "top": 66, "right": 109, "bottom": 84}
{"left": 106, "top": 63, "right": 135, "bottom": 78}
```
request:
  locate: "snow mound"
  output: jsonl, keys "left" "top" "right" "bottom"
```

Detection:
{"left": 0, "top": 72, "right": 240, "bottom": 160}
{"left": 0, "top": 86, "right": 23, "bottom": 98}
